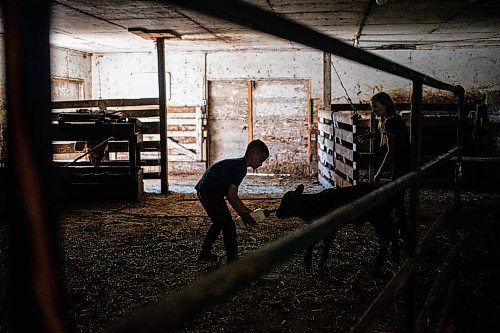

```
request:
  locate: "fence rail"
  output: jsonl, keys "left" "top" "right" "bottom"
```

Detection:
{"left": 3, "top": 0, "right": 465, "bottom": 332}
{"left": 110, "top": 147, "right": 459, "bottom": 332}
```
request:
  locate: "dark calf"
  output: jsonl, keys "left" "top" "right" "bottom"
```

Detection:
{"left": 276, "top": 183, "right": 399, "bottom": 273}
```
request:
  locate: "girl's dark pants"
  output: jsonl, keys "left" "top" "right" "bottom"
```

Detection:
{"left": 393, "top": 169, "right": 409, "bottom": 241}
{"left": 197, "top": 191, "right": 238, "bottom": 262}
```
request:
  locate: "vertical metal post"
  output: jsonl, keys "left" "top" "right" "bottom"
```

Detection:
{"left": 369, "top": 111, "right": 376, "bottom": 181}
{"left": 156, "top": 37, "right": 169, "bottom": 193}
{"left": 454, "top": 86, "right": 466, "bottom": 236}
{"left": 3, "top": 1, "right": 64, "bottom": 332}
{"left": 407, "top": 80, "right": 422, "bottom": 333}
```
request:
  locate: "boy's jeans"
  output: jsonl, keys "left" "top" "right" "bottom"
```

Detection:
{"left": 197, "top": 191, "right": 238, "bottom": 262}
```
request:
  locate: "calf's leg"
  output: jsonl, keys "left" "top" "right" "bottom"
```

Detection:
{"left": 304, "top": 242, "right": 317, "bottom": 272}
{"left": 318, "top": 232, "right": 336, "bottom": 270}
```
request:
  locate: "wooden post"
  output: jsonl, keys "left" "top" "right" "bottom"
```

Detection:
{"left": 247, "top": 80, "right": 254, "bottom": 143}
{"left": 323, "top": 52, "right": 331, "bottom": 109}
{"left": 156, "top": 37, "right": 169, "bottom": 193}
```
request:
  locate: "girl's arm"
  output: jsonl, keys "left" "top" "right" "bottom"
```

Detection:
{"left": 374, "top": 134, "right": 395, "bottom": 182}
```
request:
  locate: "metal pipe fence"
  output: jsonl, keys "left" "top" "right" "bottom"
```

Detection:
{"left": 3, "top": 1, "right": 466, "bottom": 332}
{"left": 110, "top": 147, "right": 459, "bottom": 332}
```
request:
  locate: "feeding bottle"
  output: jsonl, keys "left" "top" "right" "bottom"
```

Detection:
{"left": 235, "top": 208, "right": 270, "bottom": 228}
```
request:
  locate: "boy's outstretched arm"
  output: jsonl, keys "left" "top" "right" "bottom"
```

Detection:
{"left": 226, "top": 184, "right": 257, "bottom": 227}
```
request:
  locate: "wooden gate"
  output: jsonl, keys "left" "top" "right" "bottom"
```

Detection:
{"left": 318, "top": 109, "right": 372, "bottom": 187}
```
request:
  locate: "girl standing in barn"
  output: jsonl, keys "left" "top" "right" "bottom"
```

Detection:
{"left": 195, "top": 139, "right": 269, "bottom": 264}
{"left": 371, "top": 92, "right": 411, "bottom": 243}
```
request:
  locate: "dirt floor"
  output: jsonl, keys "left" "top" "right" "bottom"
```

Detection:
{"left": 0, "top": 174, "right": 499, "bottom": 332}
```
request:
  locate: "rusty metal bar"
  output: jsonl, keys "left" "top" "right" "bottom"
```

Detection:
{"left": 163, "top": 0, "right": 462, "bottom": 94}
{"left": 156, "top": 37, "right": 169, "bottom": 193}
{"left": 110, "top": 147, "right": 458, "bottom": 332}
{"left": 415, "top": 245, "right": 458, "bottom": 333}
{"left": 351, "top": 201, "right": 456, "bottom": 333}
{"left": 3, "top": 1, "right": 65, "bottom": 332}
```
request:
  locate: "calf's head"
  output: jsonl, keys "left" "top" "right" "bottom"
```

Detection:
{"left": 276, "top": 184, "right": 304, "bottom": 219}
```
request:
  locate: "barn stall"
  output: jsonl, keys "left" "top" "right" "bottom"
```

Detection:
{"left": 0, "top": 177, "right": 494, "bottom": 332}
{"left": 1, "top": 0, "right": 500, "bottom": 332}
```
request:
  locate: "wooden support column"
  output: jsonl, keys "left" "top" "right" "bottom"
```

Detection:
{"left": 323, "top": 52, "right": 331, "bottom": 108}
{"left": 247, "top": 80, "right": 254, "bottom": 143}
{"left": 156, "top": 37, "right": 169, "bottom": 193}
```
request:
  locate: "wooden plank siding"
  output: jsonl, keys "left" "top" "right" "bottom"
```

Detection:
{"left": 52, "top": 99, "right": 205, "bottom": 177}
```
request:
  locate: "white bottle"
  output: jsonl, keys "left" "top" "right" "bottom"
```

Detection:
{"left": 235, "top": 208, "right": 269, "bottom": 228}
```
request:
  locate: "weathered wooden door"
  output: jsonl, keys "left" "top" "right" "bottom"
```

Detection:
{"left": 207, "top": 79, "right": 310, "bottom": 174}
{"left": 251, "top": 79, "right": 309, "bottom": 174}
{"left": 207, "top": 80, "right": 249, "bottom": 163}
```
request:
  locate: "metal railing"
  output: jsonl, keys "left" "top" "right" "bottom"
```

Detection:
{"left": 109, "top": 148, "right": 460, "bottom": 332}
{"left": 3, "top": 0, "right": 465, "bottom": 332}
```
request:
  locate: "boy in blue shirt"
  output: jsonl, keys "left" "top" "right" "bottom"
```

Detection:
{"left": 196, "top": 139, "right": 269, "bottom": 264}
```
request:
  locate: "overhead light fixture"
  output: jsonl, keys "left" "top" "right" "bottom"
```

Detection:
{"left": 376, "top": 0, "right": 388, "bottom": 5}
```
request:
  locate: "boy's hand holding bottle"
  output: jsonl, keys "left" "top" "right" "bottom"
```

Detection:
{"left": 235, "top": 208, "right": 271, "bottom": 229}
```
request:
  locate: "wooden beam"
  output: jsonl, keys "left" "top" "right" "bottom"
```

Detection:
{"left": 247, "top": 80, "right": 254, "bottom": 143}
{"left": 157, "top": 37, "right": 168, "bottom": 193}
{"left": 51, "top": 98, "right": 159, "bottom": 109}
{"left": 323, "top": 53, "right": 331, "bottom": 109}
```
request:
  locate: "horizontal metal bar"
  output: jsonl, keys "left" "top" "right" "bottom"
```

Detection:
{"left": 452, "top": 156, "right": 500, "bottom": 163}
{"left": 350, "top": 201, "right": 457, "bottom": 333}
{"left": 110, "top": 147, "right": 459, "bottom": 332}
{"left": 163, "top": 0, "right": 463, "bottom": 94}
{"left": 331, "top": 103, "right": 476, "bottom": 112}
{"left": 415, "top": 245, "right": 458, "bottom": 333}
{"left": 415, "top": 202, "right": 457, "bottom": 258}
{"left": 351, "top": 258, "right": 416, "bottom": 333}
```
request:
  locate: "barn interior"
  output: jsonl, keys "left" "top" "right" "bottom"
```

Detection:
{"left": 0, "top": 0, "right": 500, "bottom": 332}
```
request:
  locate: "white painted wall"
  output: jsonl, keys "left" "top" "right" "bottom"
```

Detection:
{"left": 91, "top": 52, "right": 158, "bottom": 100}
{"left": 1, "top": 44, "right": 499, "bottom": 162}
{"left": 51, "top": 47, "right": 93, "bottom": 99}
{"left": 206, "top": 50, "right": 323, "bottom": 98}
{"left": 0, "top": 45, "right": 93, "bottom": 161}
{"left": 91, "top": 50, "right": 324, "bottom": 107}
{"left": 91, "top": 47, "right": 499, "bottom": 106}
{"left": 330, "top": 48, "right": 500, "bottom": 103}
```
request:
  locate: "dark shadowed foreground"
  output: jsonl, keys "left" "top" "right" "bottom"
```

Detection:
{"left": 0, "top": 175, "right": 498, "bottom": 332}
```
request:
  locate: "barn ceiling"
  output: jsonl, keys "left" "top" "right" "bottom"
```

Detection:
{"left": 3, "top": 0, "right": 500, "bottom": 53}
